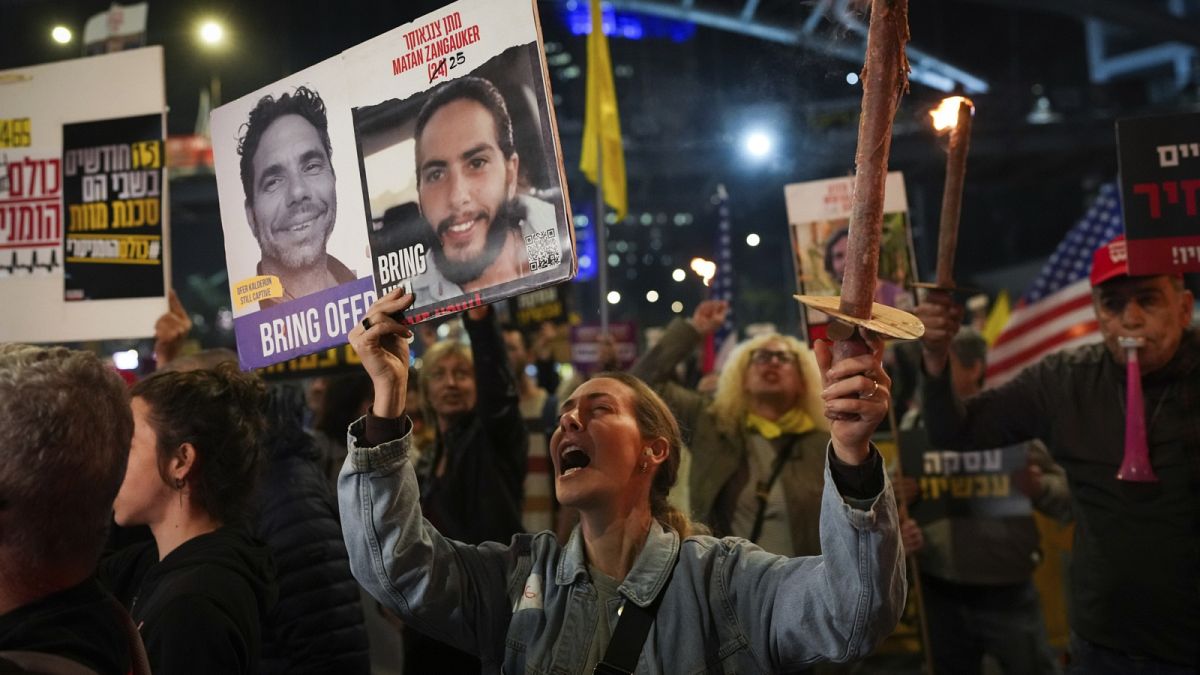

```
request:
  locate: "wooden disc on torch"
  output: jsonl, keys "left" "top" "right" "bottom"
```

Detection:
{"left": 795, "top": 294, "right": 925, "bottom": 341}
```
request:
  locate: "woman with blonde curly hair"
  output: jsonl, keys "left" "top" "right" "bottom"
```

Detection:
{"left": 632, "top": 299, "right": 859, "bottom": 558}
{"left": 707, "top": 330, "right": 828, "bottom": 439}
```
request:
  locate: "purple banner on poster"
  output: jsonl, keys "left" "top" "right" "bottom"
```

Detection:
{"left": 233, "top": 276, "right": 376, "bottom": 369}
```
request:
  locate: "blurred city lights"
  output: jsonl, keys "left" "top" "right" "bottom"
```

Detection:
{"left": 607, "top": 291, "right": 622, "bottom": 304}
{"left": 112, "top": 350, "right": 139, "bottom": 371}
{"left": 845, "top": 72, "right": 859, "bottom": 85}
{"left": 646, "top": 290, "right": 659, "bottom": 302}
{"left": 51, "top": 26, "right": 72, "bottom": 44}
{"left": 746, "top": 233, "right": 761, "bottom": 247}
{"left": 671, "top": 301, "right": 684, "bottom": 313}
{"left": 671, "top": 268, "right": 686, "bottom": 282}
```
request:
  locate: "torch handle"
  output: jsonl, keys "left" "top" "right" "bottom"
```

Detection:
{"left": 831, "top": 333, "right": 872, "bottom": 361}
{"left": 935, "top": 100, "right": 972, "bottom": 289}
{"left": 828, "top": 331, "right": 874, "bottom": 421}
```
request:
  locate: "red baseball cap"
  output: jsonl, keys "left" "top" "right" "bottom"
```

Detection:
{"left": 1090, "top": 235, "right": 1128, "bottom": 287}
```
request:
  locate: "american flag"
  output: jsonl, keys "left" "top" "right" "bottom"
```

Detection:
{"left": 705, "top": 184, "right": 737, "bottom": 372}
{"left": 985, "top": 183, "right": 1125, "bottom": 386}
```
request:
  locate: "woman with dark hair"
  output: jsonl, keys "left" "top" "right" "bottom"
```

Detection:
{"left": 338, "top": 290, "right": 905, "bottom": 674}
{"left": 100, "top": 363, "right": 276, "bottom": 675}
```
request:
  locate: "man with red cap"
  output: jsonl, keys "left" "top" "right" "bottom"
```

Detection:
{"left": 914, "top": 235, "right": 1198, "bottom": 673}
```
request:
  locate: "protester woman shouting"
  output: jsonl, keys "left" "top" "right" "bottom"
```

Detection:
{"left": 340, "top": 289, "right": 904, "bottom": 674}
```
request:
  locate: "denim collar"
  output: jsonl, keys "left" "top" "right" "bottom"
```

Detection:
{"left": 556, "top": 520, "right": 680, "bottom": 608}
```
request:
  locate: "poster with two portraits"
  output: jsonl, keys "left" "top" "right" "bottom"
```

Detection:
{"left": 212, "top": 0, "right": 575, "bottom": 369}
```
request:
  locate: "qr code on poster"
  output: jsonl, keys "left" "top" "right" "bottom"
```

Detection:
{"left": 524, "top": 228, "right": 562, "bottom": 272}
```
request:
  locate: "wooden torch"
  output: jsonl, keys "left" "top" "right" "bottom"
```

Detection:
{"left": 914, "top": 95, "right": 975, "bottom": 292}
{"left": 796, "top": 0, "right": 924, "bottom": 367}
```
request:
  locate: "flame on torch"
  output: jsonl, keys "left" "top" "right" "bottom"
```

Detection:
{"left": 930, "top": 96, "right": 974, "bottom": 132}
{"left": 690, "top": 257, "right": 716, "bottom": 287}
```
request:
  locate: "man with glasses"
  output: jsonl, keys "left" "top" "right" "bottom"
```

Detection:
{"left": 632, "top": 300, "right": 897, "bottom": 557}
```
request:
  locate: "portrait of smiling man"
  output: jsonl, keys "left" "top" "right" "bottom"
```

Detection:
{"left": 412, "top": 76, "right": 558, "bottom": 296}
{"left": 238, "top": 86, "right": 356, "bottom": 307}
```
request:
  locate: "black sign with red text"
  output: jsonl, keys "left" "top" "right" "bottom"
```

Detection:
{"left": 1117, "top": 111, "right": 1200, "bottom": 274}
{"left": 62, "top": 114, "right": 165, "bottom": 301}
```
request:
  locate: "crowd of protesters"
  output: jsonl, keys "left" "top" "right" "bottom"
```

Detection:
{"left": 0, "top": 234, "right": 1196, "bottom": 674}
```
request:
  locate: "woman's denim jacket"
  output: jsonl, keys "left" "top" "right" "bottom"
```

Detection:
{"left": 339, "top": 418, "right": 905, "bottom": 674}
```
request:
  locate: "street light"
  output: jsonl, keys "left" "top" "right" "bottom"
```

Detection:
{"left": 743, "top": 130, "right": 773, "bottom": 159}
{"left": 199, "top": 20, "right": 224, "bottom": 46}
{"left": 51, "top": 26, "right": 73, "bottom": 44}
{"left": 197, "top": 19, "right": 228, "bottom": 108}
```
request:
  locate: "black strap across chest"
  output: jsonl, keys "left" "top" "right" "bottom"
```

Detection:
{"left": 593, "top": 555, "right": 679, "bottom": 675}
{"left": 750, "top": 434, "right": 801, "bottom": 544}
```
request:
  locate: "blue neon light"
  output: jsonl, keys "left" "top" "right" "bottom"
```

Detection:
{"left": 562, "top": 1, "right": 696, "bottom": 42}
{"left": 573, "top": 208, "right": 599, "bottom": 283}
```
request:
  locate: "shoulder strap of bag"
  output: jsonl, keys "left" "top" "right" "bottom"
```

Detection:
{"left": 749, "top": 435, "right": 800, "bottom": 543}
{"left": 592, "top": 553, "right": 679, "bottom": 675}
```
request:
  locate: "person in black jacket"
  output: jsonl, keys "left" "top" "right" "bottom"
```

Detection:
{"left": 0, "top": 345, "right": 135, "bottom": 675}
{"left": 256, "top": 383, "right": 370, "bottom": 674}
{"left": 415, "top": 305, "right": 528, "bottom": 544}
{"left": 156, "top": 343, "right": 372, "bottom": 673}
{"left": 102, "top": 363, "right": 277, "bottom": 674}
{"left": 404, "top": 304, "right": 528, "bottom": 673}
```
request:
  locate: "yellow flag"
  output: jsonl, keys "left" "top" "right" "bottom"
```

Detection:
{"left": 580, "top": 1, "right": 627, "bottom": 220}
{"left": 982, "top": 289, "right": 1011, "bottom": 347}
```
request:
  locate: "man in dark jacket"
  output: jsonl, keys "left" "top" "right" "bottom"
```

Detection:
{"left": 256, "top": 383, "right": 371, "bottom": 674}
{"left": 916, "top": 236, "right": 1199, "bottom": 672}
{"left": 900, "top": 329, "right": 1070, "bottom": 675}
{"left": 406, "top": 305, "right": 528, "bottom": 672}
{"left": 0, "top": 345, "right": 135, "bottom": 675}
